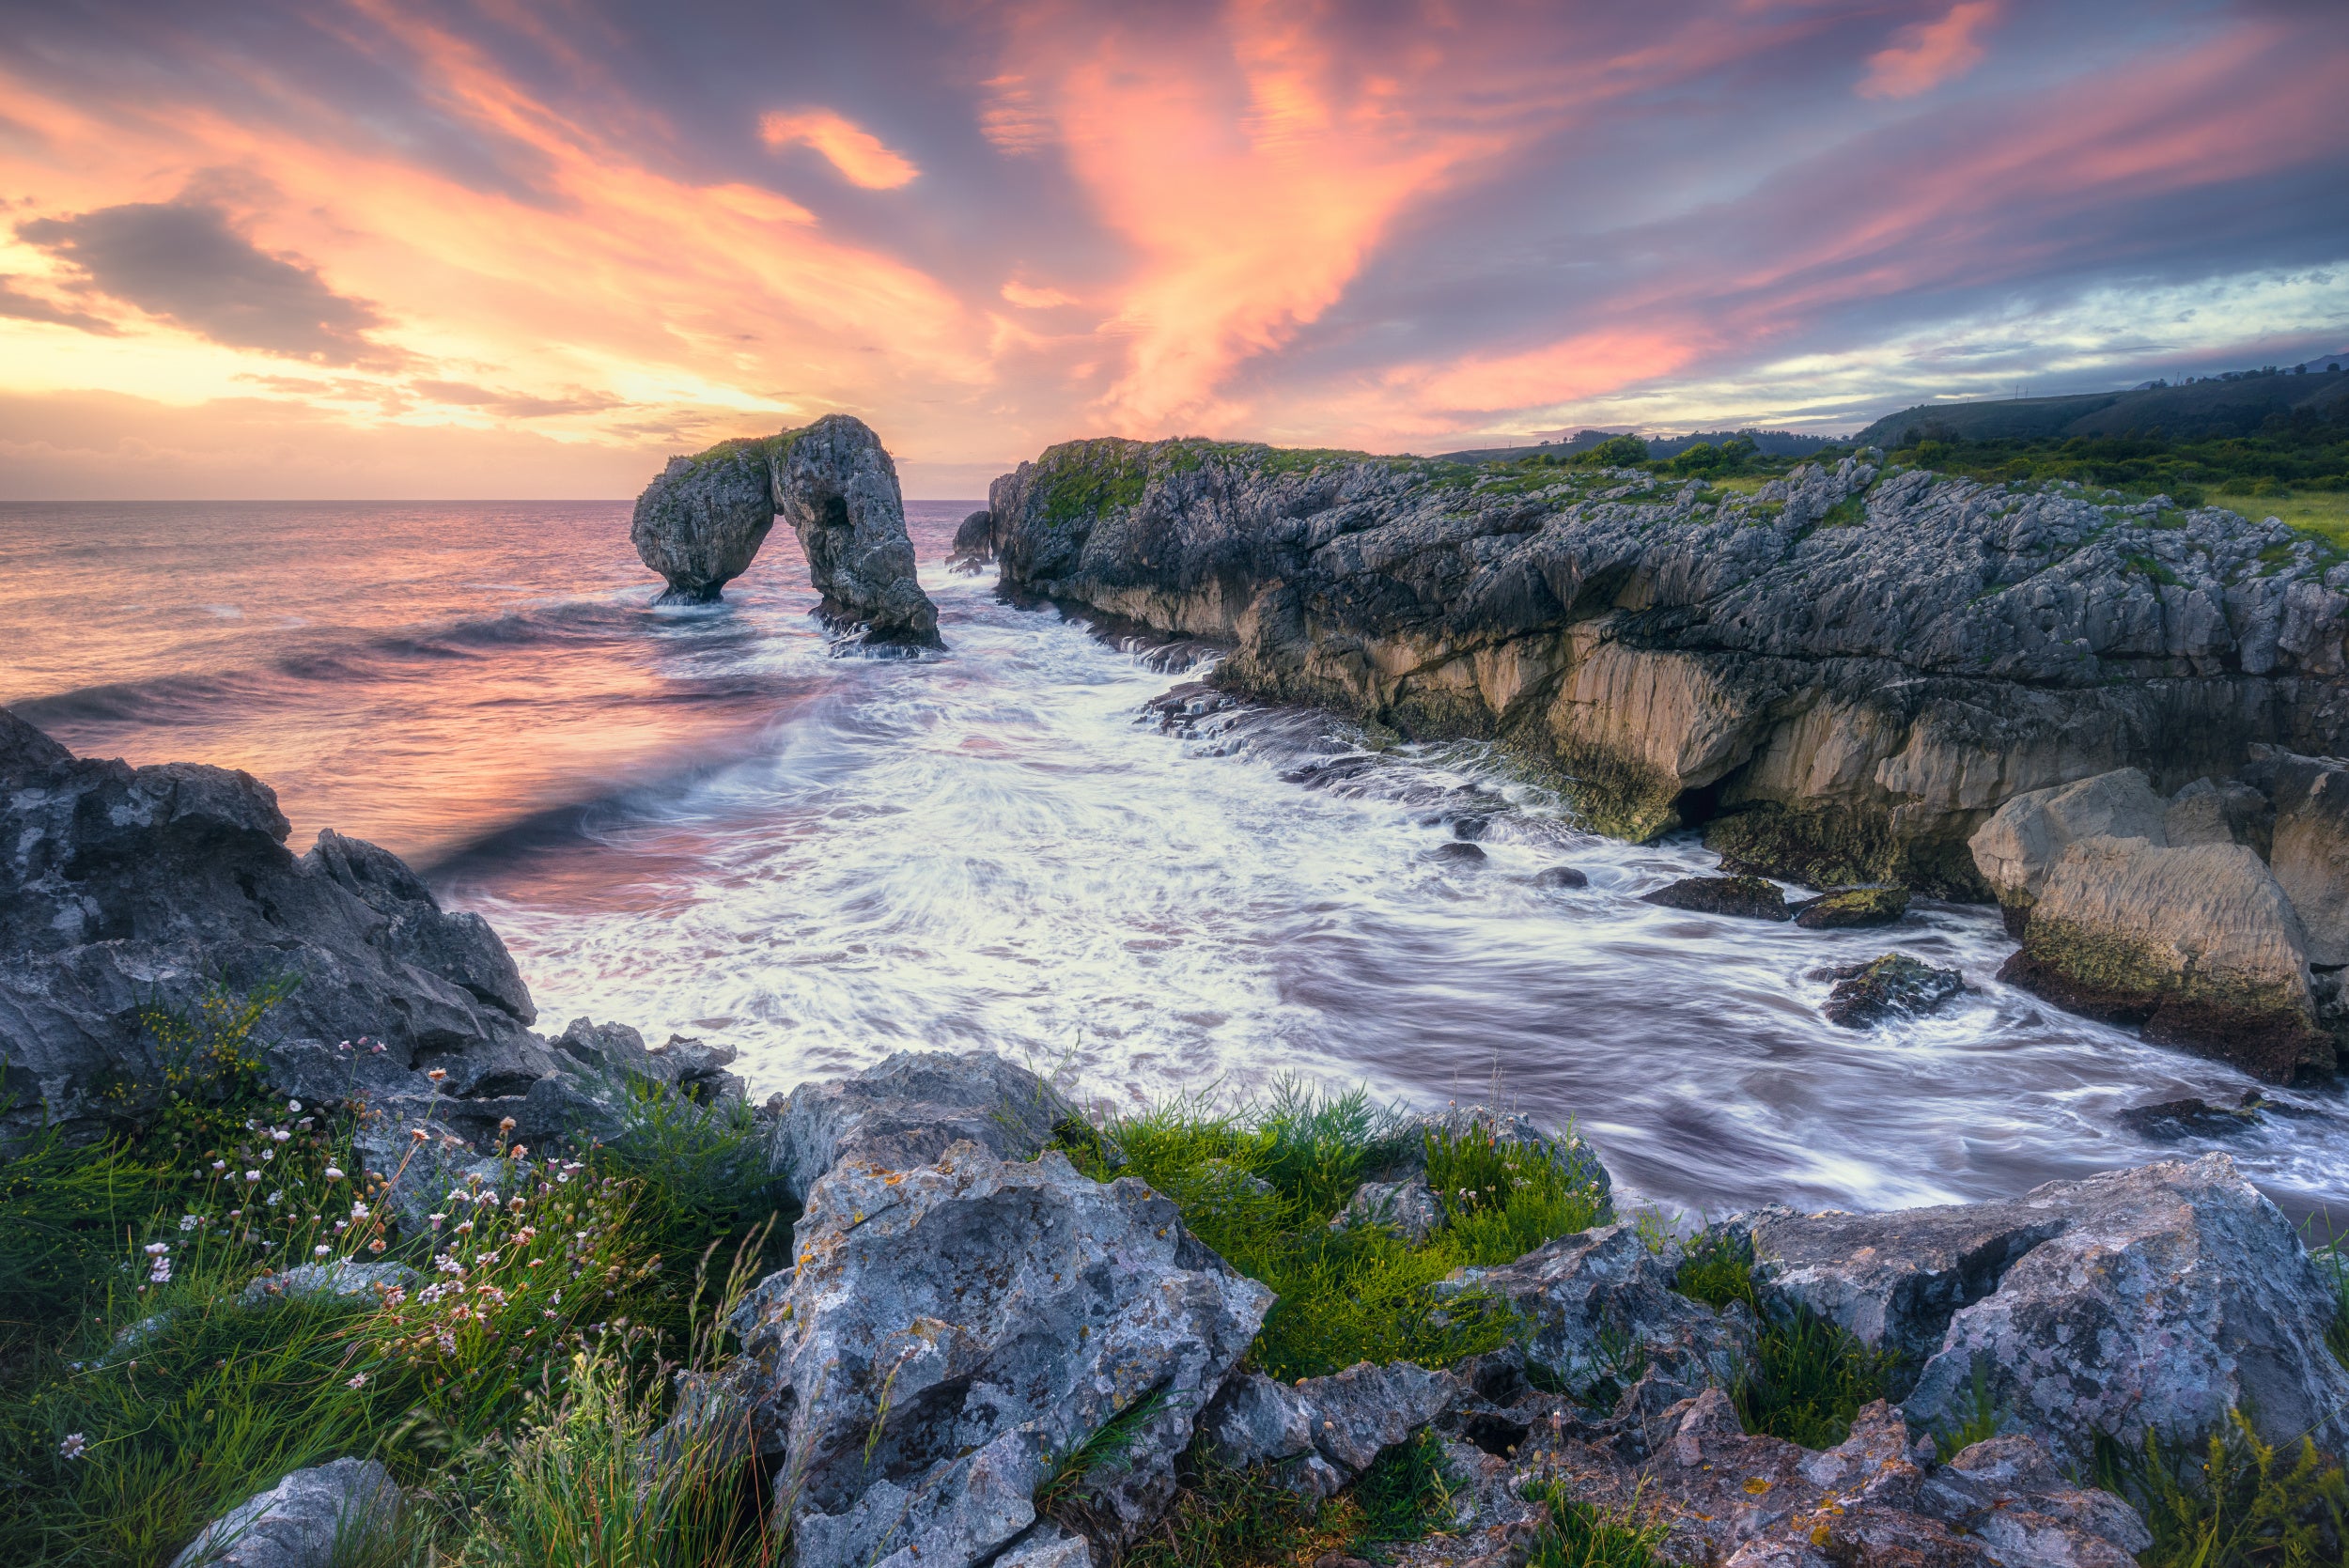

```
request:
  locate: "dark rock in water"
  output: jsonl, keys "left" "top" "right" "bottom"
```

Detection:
{"left": 1142, "top": 679, "right": 1237, "bottom": 736}
{"left": 1793, "top": 885, "right": 1909, "bottom": 929}
{"left": 1641, "top": 874, "right": 1789, "bottom": 920}
{"left": 1431, "top": 840, "right": 1487, "bottom": 864}
{"left": 1450, "top": 813, "right": 1494, "bottom": 840}
{"left": 948, "top": 507, "right": 996, "bottom": 573}
{"left": 2116, "top": 1093, "right": 2265, "bottom": 1141}
{"left": 630, "top": 414, "right": 941, "bottom": 647}
{"left": 1532, "top": 863, "right": 1589, "bottom": 889}
{"left": 630, "top": 436, "right": 778, "bottom": 604}
{"left": 1817, "top": 953, "right": 1965, "bottom": 1027}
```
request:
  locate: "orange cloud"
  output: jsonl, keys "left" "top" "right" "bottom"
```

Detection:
{"left": 1001, "top": 280, "right": 1079, "bottom": 308}
{"left": 758, "top": 109, "right": 921, "bottom": 190}
{"left": 1412, "top": 330, "right": 1703, "bottom": 413}
{"left": 1859, "top": 2, "right": 2001, "bottom": 100}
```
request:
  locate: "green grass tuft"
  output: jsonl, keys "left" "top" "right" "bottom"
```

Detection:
{"left": 1346, "top": 1427, "right": 1459, "bottom": 1552}
{"left": 1669, "top": 1237, "right": 1903, "bottom": 1449}
{"left": 1519, "top": 1479, "right": 1666, "bottom": 1567}
{"left": 2094, "top": 1411, "right": 2348, "bottom": 1568}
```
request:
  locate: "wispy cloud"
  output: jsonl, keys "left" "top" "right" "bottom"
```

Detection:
{"left": 1859, "top": 1, "right": 2002, "bottom": 100}
{"left": 758, "top": 110, "right": 920, "bottom": 190}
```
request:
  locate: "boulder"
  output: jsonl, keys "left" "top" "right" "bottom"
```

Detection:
{"left": 763, "top": 1049, "right": 1075, "bottom": 1204}
{"left": 1641, "top": 875, "right": 1791, "bottom": 921}
{"left": 1531, "top": 864, "right": 1590, "bottom": 889}
{"left": 725, "top": 1141, "right": 1270, "bottom": 1567}
{"left": 1999, "top": 836, "right": 2333, "bottom": 1080}
{"left": 630, "top": 415, "right": 941, "bottom": 647}
{"left": 1967, "top": 768, "right": 2168, "bottom": 925}
{"left": 0, "top": 712, "right": 561, "bottom": 1151}
{"left": 1430, "top": 840, "right": 1487, "bottom": 864}
{"left": 630, "top": 436, "right": 780, "bottom": 603}
{"left": 1438, "top": 1225, "right": 1753, "bottom": 1407}
{"left": 1901, "top": 1155, "right": 2349, "bottom": 1470}
{"left": 1330, "top": 1177, "right": 1444, "bottom": 1244}
{"left": 240, "top": 1260, "right": 418, "bottom": 1308}
{"left": 1792, "top": 886, "right": 1907, "bottom": 929}
{"left": 1815, "top": 954, "right": 1965, "bottom": 1028}
{"left": 949, "top": 508, "right": 997, "bottom": 573}
{"left": 1745, "top": 1155, "right": 2349, "bottom": 1471}
{"left": 2114, "top": 1094, "right": 2265, "bottom": 1141}
{"left": 169, "top": 1458, "right": 401, "bottom": 1568}
{"left": 1921, "top": 1436, "right": 2152, "bottom": 1567}
{"left": 2265, "top": 750, "right": 2349, "bottom": 966}
{"left": 1199, "top": 1360, "right": 1464, "bottom": 1497}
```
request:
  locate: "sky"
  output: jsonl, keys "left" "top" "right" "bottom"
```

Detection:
{"left": 0, "top": 1, "right": 2345, "bottom": 499}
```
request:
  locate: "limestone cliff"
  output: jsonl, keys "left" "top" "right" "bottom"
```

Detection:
{"left": 989, "top": 439, "right": 2349, "bottom": 894}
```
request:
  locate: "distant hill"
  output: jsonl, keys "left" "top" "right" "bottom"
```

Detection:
{"left": 1436, "top": 427, "right": 1834, "bottom": 464}
{"left": 1855, "top": 366, "right": 2349, "bottom": 447}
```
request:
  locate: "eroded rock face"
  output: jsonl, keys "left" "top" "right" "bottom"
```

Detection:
{"left": 1745, "top": 1155, "right": 2349, "bottom": 1471}
{"left": 989, "top": 441, "right": 2349, "bottom": 891}
{"left": 1200, "top": 1360, "right": 1463, "bottom": 1498}
{"left": 169, "top": 1458, "right": 401, "bottom": 1568}
{"left": 1968, "top": 768, "right": 2168, "bottom": 921}
{"left": 630, "top": 416, "right": 941, "bottom": 646}
{"left": 1439, "top": 1225, "right": 1754, "bottom": 1407}
{"left": 2266, "top": 750, "right": 2349, "bottom": 966}
{"left": 726, "top": 1141, "right": 1270, "bottom": 1568}
{"left": 763, "top": 1048, "right": 1072, "bottom": 1204}
{"left": 2000, "top": 836, "right": 2332, "bottom": 1080}
{"left": 0, "top": 711, "right": 554, "bottom": 1149}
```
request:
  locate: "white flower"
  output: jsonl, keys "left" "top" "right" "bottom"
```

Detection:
{"left": 454, "top": 1220, "right": 474, "bottom": 1235}
{"left": 324, "top": 1167, "right": 345, "bottom": 1181}
{"left": 334, "top": 1220, "right": 349, "bottom": 1232}
{"left": 261, "top": 1148, "right": 275, "bottom": 1162}
{"left": 143, "top": 1242, "right": 169, "bottom": 1256}
{"left": 314, "top": 1245, "right": 331, "bottom": 1257}
{"left": 428, "top": 1213, "right": 446, "bottom": 1228}
{"left": 271, "top": 1129, "right": 289, "bottom": 1142}
{"left": 267, "top": 1191, "right": 284, "bottom": 1206}
{"left": 58, "top": 1434, "right": 86, "bottom": 1459}
{"left": 288, "top": 1099, "right": 303, "bottom": 1112}
{"left": 178, "top": 1215, "right": 197, "bottom": 1232}
{"left": 350, "top": 1202, "right": 369, "bottom": 1219}
{"left": 210, "top": 1159, "right": 226, "bottom": 1172}
{"left": 244, "top": 1170, "right": 261, "bottom": 1183}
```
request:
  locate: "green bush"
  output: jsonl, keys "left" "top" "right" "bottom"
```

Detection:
{"left": 2095, "top": 1411, "right": 2348, "bottom": 1568}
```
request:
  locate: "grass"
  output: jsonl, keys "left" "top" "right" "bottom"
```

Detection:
{"left": 1671, "top": 1234, "right": 1904, "bottom": 1449}
{"left": 2095, "top": 1412, "right": 2348, "bottom": 1568}
{"left": 0, "top": 984, "right": 792, "bottom": 1568}
{"left": 1117, "top": 1432, "right": 1458, "bottom": 1568}
{"left": 1518, "top": 1480, "right": 1665, "bottom": 1568}
{"left": 2220, "top": 489, "right": 2349, "bottom": 551}
{"left": 1054, "top": 1080, "right": 1611, "bottom": 1379}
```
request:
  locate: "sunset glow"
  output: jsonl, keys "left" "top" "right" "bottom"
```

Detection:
{"left": 2, "top": 0, "right": 2344, "bottom": 497}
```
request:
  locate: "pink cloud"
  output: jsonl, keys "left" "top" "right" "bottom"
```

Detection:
{"left": 759, "top": 109, "right": 921, "bottom": 189}
{"left": 1860, "top": 1, "right": 2002, "bottom": 100}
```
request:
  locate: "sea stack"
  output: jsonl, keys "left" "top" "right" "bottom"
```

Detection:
{"left": 631, "top": 413, "right": 941, "bottom": 649}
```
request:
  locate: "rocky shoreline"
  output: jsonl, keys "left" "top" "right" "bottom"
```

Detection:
{"left": 6, "top": 712, "right": 2346, "bottom": 1567}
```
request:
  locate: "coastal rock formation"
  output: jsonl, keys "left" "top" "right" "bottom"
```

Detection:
{"left": 631, "top": 414, "right": 941, "bottom": 647}
{"left": 762, "top": 1048, "right": 1071, "bottom": 1203}
{"left": 0, "top": 709, "right": 550, "bottom": 1149}
{"left": 169, "top": 1459, "right": 401, "bottom": 1568}
{"left": 2265, "top": 749, "right": 2349, "bottom": 964}
{"left": 1641, "top": 874, "right": 1790, "bottom": 920}
{"left": 1816, "top": 953, "right": 1965, "bottom": 1028}
{"left": 948, "top": 507, "right": 996, "bottom": 572}
{"left": 725, "top": 1140, "right": 1270, "bottom": 1567}
{"left": 1743, "top": 1154, "right": 2349, "bottom": 1469}
{"left": 988, "top": 439, "right": 2349, "bottom": 895}
{"left": 1200, "top": 1361, "right": 1464, "bottom": 1498}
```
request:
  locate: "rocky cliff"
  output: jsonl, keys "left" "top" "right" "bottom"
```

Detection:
{"left": 990, "top": 439, "right": 2349, "bottom": 895}
{"left": 632, "top": 413, "right": 941, "bottom": 647}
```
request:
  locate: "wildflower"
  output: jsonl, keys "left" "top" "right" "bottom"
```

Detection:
{"left": 542, "top": 1309, "right": 555, "bottom": 1319}
{"left": 411, "top": 1128, "right": 431, "bottom": 1142}
{"left": 435, "top": 1257, "right": 466, "bottom": 1276}
{"left": 267, "top": 1191, "right": 283, "bottom": 1206}
{"left": 507, "top": 1197, "right": 525, "bottom": 1213}
{"left": 335, "top": 1221, "right": 349, "bottom": 1233}
{"left": 272, "top": 1128, "right": 289, "bottom": 1142}
{"left": 58, "top": 1434, "right": 86, "bottom": 1460}
{"left": 427, "top": 1068, "right": 447, "bottom": 1082}
{"left": 368, "top": 1238, "right": 386, "bottom": 1253}
{"left": 262, "top": 1148, "right": 274, "bottom": 1162}
{"left": 228, "top": 1209, "right": 242, "bottom": 1219}
{"left": 288, "top": 1099, "right": 303, "bottom": 1113}
{"left": 478, "top": 1251, "right": 501, "bottom": 1266}
{"left": 210, "top": 1159, "right": 226, "bottom": 1172}
{"left": 350, "top": 1202, "right": 369, "bottom": 1219}
{"left": 498, "top": 1116, "right": 517, "bottom": 1133}
{"left": 144, "top": 1242, "right": 169, "bottom": 1256}
{"left": 337, "top": 1040, "right": 352, "bottom": 1051}
{"left": 346, "top": 1373, "right": 367, "bottom": 1389}
{"left": 179, "top": 1213, "right": 199, "bottom": 1231}
{"left": 436, "top": 1331, "right": 457, "bottom": 1356}
{"left": 509, "top": 1145, "right": 527, "bottom": 1160}
{"left": 324, "top": 1167, "right": 345, "bottom": 1181}
{"left": 428, "top": 1213, "right": 446, "bottom": 1228}
{"left": 244, "top": 1170, "right": 262, "bottom": 1183}
{"left": 148, "top": 1258, "right": 171, "bottom": 1284}
{"left": 455, "top": 1220, "right": 474, "bottom": 1235}
{"left": 369, "top": 1041, "right": 386, "bottom": 1054}
{"left": 314, "top": 1245, "right": 332, "bottom": 1257}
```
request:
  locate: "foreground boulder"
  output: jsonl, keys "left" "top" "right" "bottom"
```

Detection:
{"left": 763, "top": 1048, "right": 1072, "bottom": 1203}
{"left": 0, "top": 712, "right": 551, "bottom": 1149}
{"left": 631, "top": 414, "right": 941, "bottom": 646}
{"left": 169, "top": 1458, "right": 401, "bottom": 1568}
{"left": 1200, "top": 1361, "right": 1463, "bottom": 1498}
{"left": 1744, "top": 1154, "right": 2349, "bottom": 1469}
{"left": 726, "top": 1141, "right": 1269, "bottom": 1568}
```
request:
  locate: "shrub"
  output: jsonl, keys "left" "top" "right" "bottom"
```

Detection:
{"left": 2095, "top": 1411, "right": 2348, "bottom": 1568}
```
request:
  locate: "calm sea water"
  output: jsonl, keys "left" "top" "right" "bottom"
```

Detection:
{"left": 4, "top": 500, "right": 2343, "bottom": 1226}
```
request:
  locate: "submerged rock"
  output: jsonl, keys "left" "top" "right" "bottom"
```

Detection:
{"left": 726, "top": 1141, "right": 1269, "bottom": 1566}
{"left": 169, "top": 1458, "right": 401, "bottom": 1568}
{"left": 1530, "top": 863, "right": 1589, "bottom": 889}
{"left": 2115, "top": 1093, "right": 2265, "bottom": 1141}
{"left": 1792, "top": 885, "right": 1908, "bottom": 929}
{"left": 1999, "top": 836, "right": 2333, "bottom": 1080}
{"left": 1640, "top": 874, "right": 1790, "bottom": 920}
{"left": 1431, "top": 840, "right": 1487, "bottom": 864}
{"left": 1815, "top": 953, "right": 1965, "bottom": 1028}
{"left": 630, "top": 415, "right": 941, "bottom": 646}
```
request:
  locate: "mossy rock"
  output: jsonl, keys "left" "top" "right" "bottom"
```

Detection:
{"left": 1816, "top": 954, "right": 1964, "bottom": 1028}
{"left": 1707, "top": 804, "right": 1988, "bottom": 901}
{"left": 1641, "top": 875, "right": 1791, "bottom": 921}
{"left": 1794, "top": 886, "right": 1909, "bottom": 929}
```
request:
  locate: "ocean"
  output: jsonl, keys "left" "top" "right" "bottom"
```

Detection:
{"left": 5, "top": 498, "right": 2343, "bottom": 1223}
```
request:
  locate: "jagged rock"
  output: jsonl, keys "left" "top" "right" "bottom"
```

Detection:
{"left": 630, "top": 416, "right": 941, "bottom": 646}
{"left": 2265, "top": 750, "right": 2349, "bottom": 965}
{"left": 1902, "top": 1155, "right": 2349, "bottom": 1469}
{"left": 762, "top": 1049, "right": 1073, "bottom": 1204}
{"left": 776, "top": 414, "right": 941, "bottom": 648}
{"left": 1999, "top": 835, "right": 2333, "bottom": 1079}
{"left": 949, "top": 508, "right": 997, "bottom": 573}
{"left": 168, "top": 1458, "right": 401, "bottom": 1568}
{"left": 2164, "top": 775, "right": 2270, "bottom": 852}
{"left": 989, "top": 442, "right": 2349, "bottom": 890}
{"left": 990, "top": 1523, "right": 1092, "bottom": 1568}
{"left": 0, "top": 711, "right": 556, "bottom": 1151}
{"left": 1641, "top": 875, "right": 1790, "bottom": 920}
{"left": 1331, "top": 1177, "right": 1444, "bottom": 1243}
{"left": 1439, "top": 1225, "right": 1753, "bottom": 1406}
{"left": 1200, "top": 1361, "right": 1464, "bottom": 1496}
{"left": 1531, "top": 864, "right": 1589, "bottom": 889}
{"left": 1968, "top": 768, "right": 2169, "bottom": 924}
{"left": 725, "top": 1141, "right": 1270, "bottom": 1567}
{"left": 1921, "top": 1436, "right": 2152, "bottom": 1567}
{"left": 1792, "top": 886, "right": 1907, "bottom": 929}
{"left": 1815, "top": 953, "right": 1965, "bottom": 1028}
